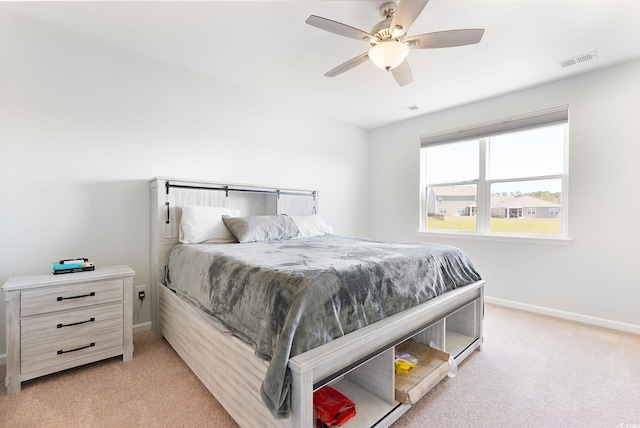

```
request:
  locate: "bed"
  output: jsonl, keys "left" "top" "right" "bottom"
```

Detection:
{"left": 150, "top": 177, "right": 485, "bottom": 427}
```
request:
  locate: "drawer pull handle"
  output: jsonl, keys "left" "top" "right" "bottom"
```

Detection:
{"left": 57, "top": 292, "right": 95, "bottom": 301}
{"left": 57, "top": 342, "right": 95, "bottom": 355}
{"left": 57, "top": 317, "right": 95, "bottom": 329}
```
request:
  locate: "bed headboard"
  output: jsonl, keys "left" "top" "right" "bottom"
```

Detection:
{"left": 149, "top": 177, "right": 318, "bottom": 334}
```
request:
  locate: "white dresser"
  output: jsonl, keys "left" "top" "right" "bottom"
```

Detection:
{"left": 3, "top": 265, "right": 135, "bottom": 394}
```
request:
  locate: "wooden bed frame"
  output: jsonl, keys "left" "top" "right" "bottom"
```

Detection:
{"left": 150, "top": 177, "right": 485, "bottom": 427}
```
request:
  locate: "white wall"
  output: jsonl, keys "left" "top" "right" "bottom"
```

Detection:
{"left": 0, "top": 11, "right": 370, "bottom": 357}
{"left": 369, "top": 58, "right": 640, "bottom": 332}
{"left": 3, "top": 8, "right": 638, "bottom": 363}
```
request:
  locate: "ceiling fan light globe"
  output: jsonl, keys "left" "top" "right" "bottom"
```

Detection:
{"left": 368, "top": 41, "right": 409, "bottom": 71}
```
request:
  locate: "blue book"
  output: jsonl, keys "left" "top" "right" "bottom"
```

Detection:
{"left": 52, "top": 262, "right": 94, "bottom": 270}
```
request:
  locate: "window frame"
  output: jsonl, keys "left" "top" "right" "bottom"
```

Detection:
{"left": 419, "top": 107, "right": 570, "bottom": 243}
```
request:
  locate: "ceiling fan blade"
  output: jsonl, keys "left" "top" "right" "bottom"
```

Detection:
{"left": 389, "top": 0, "right": 429, "bottom": 36}
{"left": 324, "top": 52, "right": 370, "bottom": 78}
{"left": 306, "top": 15, "right": 377, "bottom": 43}
{"left": 391, "top": 60, "right": 413, "bottom": 86}
{"left": 406, "top": 29, "right": 485, "bottom": 49}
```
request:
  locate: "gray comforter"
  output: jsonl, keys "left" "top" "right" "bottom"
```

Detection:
{"left": 166, "top": 235, "right": 481, "bottom": 419}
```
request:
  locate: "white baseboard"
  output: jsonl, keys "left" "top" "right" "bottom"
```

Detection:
{"left": 0, "top": 353, "right": 5, "bottom": 366}
{"left": 133, "top": 321, "right": 152, "bottom": 334}
{"left": 485, "top": 296, "right": 640, "bottom": 335}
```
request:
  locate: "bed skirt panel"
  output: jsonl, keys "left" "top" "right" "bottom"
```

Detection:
{"left": 159, "top": 284, "right": 292, "bottom": 428}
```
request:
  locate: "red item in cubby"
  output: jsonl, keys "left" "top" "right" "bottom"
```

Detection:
{"left": 313, "top": 385, "right": 357, "bottom": 427}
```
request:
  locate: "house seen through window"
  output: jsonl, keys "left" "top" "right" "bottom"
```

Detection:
{"left": 420, "top": 107, "right": 568, "bottom": 237}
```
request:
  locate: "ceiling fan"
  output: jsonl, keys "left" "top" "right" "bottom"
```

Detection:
{"left": 306, "top": 0, "right": 485, "bottom": 86}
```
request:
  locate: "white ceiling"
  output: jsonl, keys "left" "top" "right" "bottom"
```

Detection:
{"left": 3, "top": 0, "right": 640, "bottom": 130}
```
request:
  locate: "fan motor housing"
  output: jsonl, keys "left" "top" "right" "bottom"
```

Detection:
{"left": 372, "top": 18, "right": 393, "bottom": 41}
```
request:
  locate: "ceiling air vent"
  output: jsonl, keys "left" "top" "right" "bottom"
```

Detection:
{"left": 399, "top": 105, "right": 419, "bottom": 112}
{"left": 557, "top": 51, "right": 598, "bottom": 68}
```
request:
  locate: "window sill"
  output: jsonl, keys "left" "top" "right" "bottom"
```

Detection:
{"left": 417, "top": 230, "right": 572, "bottom": 245}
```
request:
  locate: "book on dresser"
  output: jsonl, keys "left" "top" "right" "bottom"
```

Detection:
{"left": 52, "top": 258, "right": 95, "bottom": 275}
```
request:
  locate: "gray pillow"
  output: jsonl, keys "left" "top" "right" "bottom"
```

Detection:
{"left": 222, "top": 215, "right": 300, "bottom": 243}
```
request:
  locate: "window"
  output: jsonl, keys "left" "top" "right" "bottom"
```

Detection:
{"left": 420, "top": 107, "right": 568, "bottom": 238}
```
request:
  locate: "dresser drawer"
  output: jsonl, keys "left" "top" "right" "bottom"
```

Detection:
{"left": 21, "top": 305, "right": 124, "bottom": 375}
{"left": 21, "top": 303, "right": 123, "bottom": 346}
{"left": 21, "top": 279, "right": 123, "bottom": 316}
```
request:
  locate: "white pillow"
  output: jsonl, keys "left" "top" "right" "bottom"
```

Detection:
{"left": 179, "top": 206, "right": 240, "bottom": 244}
{"left": 290, "top": 214, "right": 333, "bottom": 238}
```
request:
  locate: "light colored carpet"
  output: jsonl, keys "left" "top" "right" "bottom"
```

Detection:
{"left": 1, "top": 304, "right": 639, "bottom": 427}
{"left": 0, "top": 330, "right": 237, "bottom": 428}
{"left": 394, "top": 304, "right": 640, "bottom": 428}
